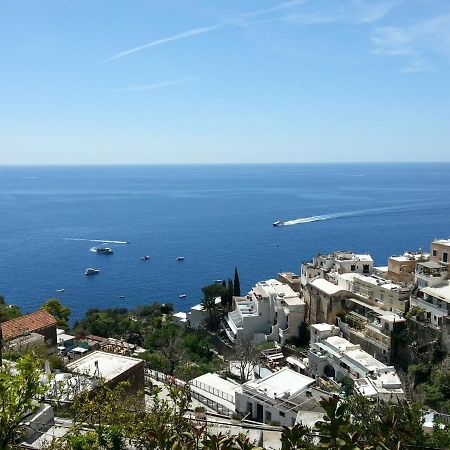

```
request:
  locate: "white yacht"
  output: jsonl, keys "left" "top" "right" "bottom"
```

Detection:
{"left": 85, "top": 268, "right": 100, "bottom": 275}
{"left": 176, "top": 256, "right": 185, "bottom": 261}
{"left": 179, "top": 294, "right": 186, "bottom": 298}
{"left": 272, "top": 221, "right": 285, "bottom": 227}
{"left": 90, "top": 247, "right": 113, "bottom": 254}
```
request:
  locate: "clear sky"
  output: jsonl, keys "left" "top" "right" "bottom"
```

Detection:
{"left": 1, "top": 0, "right": 449, "bottom": 164}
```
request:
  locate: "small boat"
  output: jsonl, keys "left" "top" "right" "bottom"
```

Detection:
{"left": 272, "top": 221, "right": 285, "bottom": 227}
{"left": 90, "top": 246, "right": 113, "bottom": 254}
{"left": 119, "top": 295, "right": 125, "bottom": 299}
{"left": 179, "top": 294, "right": 186, "bottom": 298}
{"left": 176, "top": 256, "right": 185, "bottom": 261}
{"left": 56, "top": 289, "right": 65, "bottom": 293}
{"left": 214, "top": 280, "right": 223, "bottom": 284}
{"left": 85, "top": 268, "right": 100, "bottom": 275}
{"left": 141, "top": 256, "right": 150, "bottom": 260}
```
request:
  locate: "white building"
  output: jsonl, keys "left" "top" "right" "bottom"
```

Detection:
{"left": 235, "top": 367, "right": 322, "bottom": 427}
{"left": 173, "top": 297, "right": 222, "bottom": 328}
{"left": 301, "top": 251, "right": 373, "bottom": 287}
{"left": 335, "top": 272, "right": 410, "bottom": 314}
{"left": 190, "top": 372, "right": 241, "bottom": 415}
{"left": 413, "top": 282, "right": 450, "bottom": 327}
{"left": 224, "top": 279, "right": 305, "bottom": 344}
{"left": 415, "top": 261, "right": 448, "bottom": 289}
{"left": 308, "top": 324, "right": 404, "bottom": 402}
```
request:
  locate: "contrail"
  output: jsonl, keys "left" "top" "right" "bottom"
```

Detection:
{"left": 110, "top": 77, "right": 199, "bottom": 92}
{"left": 103, "top": 24, "right": 223, "bottom": 62}
{"left": 103, "top": 0, "right": 308, "bottom": 62}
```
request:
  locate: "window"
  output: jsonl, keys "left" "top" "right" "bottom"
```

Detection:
{"left": 280, "top": 411, "right": 285, "bottom": 417}
{"left": 363, "top": 264, "right": 370, "bottom": 273}
{"left": 432, "top": 250, "right": 437, "bottom": 257}
{"left": 443, "top": 252, "right": 448, "bottom": 263}
{"left": 351, "top": 265, "right": 356, "bottom": 271}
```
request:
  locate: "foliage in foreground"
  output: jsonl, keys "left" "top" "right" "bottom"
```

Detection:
{"left": 0, "top": 354, "right": 47, "bottom": 449}
{"left": 42, "top": 381, "right": 450, "bottom": 450}
{"left": 1, "top": 354, "right": 450, "bottom": 450}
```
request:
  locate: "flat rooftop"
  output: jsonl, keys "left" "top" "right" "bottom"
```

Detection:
{"left": 311, "top": 323, "right": 336, "bottom": 332}
{"left": 418, "top": 261, "right": 447, "bottom": 269}
{"left": 324, "top": 336, "right": 386, "bottom": 371}
{"left": 352, "top": 273, "right": 404, "bottom": 290}
{"left": 192, "top": 372, "right": 241, "bottom": 399}
{"left": 67, "top": 351, "right": 143, "bottom": 382}
{"left": 433, "top": 239, "right": 450, "bottom": 247}
{"left": 346, "top": 297, "right": 405, "bottom": 321}
{"left": 310, "top": 278, "right": 346, "bottom": 296}
{"left": 421, "top": 282, "right": 450, "bottom": 302}
{"left": 244, "top": 367, "right": 314, "bottom": 399}
{"left": 254, "top": 279, "right": 300, "bottom": 300}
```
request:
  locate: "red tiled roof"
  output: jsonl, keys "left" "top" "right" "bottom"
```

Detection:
{"left": 1, "top": 310, "right": 57, "bottom": 340}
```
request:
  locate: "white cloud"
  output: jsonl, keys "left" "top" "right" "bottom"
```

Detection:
{"left": 353, "top": 0, "right": 404, "bottom": 24}
{"left": 371, "top": 13, "right": 450, "bottom": 72}
{"left": 241, "top": 0, "right": 309, "bottom": 17}
{"left": 399, "top": 60, "right": 433, "bottom": 74}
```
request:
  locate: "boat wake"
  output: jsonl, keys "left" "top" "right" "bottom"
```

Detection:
{"left": 280, "top": 203, "right": 448, "bottom": 227}
{"left": 65, "top": 238, "right": 129, "bottom": 244}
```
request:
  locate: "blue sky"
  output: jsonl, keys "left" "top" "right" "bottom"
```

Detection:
{"left": 1, "top": 0, "right": 449, "bottom": 164}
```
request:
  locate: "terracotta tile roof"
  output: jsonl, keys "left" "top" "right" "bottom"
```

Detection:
{"left": 1, "top": 310, "right": 57, "bottom": 340}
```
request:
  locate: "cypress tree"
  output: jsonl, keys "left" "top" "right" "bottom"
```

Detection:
{"left": 220, "top": 279, "right": 227, "bottom": 307}
{"left": 227, "top": 278, "right": 234, "bottom": 308}
{"left": 233, "top": 267, "right": 241, "bottom": 297}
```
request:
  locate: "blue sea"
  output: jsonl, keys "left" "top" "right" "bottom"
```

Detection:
{"left": 1, "top": 163, "right": 449, "bottom": 322}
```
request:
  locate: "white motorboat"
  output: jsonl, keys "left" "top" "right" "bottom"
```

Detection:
{"left": 85, "top": 268, "right": 100, "bottom": 275}
{"left": 176, "top": 256, "right": 185, "bottom": 261}
{"left": 90, "top": 246, "right": 113, "bottom": 254}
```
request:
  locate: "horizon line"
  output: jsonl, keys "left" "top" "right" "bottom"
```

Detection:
{"left": 0, "top": 161, "right": 449, "bottom": 167}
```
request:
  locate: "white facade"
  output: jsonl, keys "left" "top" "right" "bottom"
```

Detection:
{"left": 413, "top": 282, "right": 450, "bottom": 327}
{"left": 235, "top": 367, "right": 320, "bottom": 427}
{"left": 308, "top": 324, "right": 404, "bottom": 401}
{"left": 173, "top": 297, "right": 222, "bottom": 328}
{"left": 224, "top": 279, "right": 305, "bottom": 344}
{"left": 415, "top": 261, "right": 448, "bottom": 289}
{"left": 301, "top": 251, "right": 373, "bottom": 287}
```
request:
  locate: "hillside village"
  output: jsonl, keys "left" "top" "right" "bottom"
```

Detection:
{"left": 1, "top": 238, "right": 450, "bottom": 449}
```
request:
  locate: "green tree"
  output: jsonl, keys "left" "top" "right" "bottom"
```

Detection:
{"left": 41, "top": 299, "right": 71, "bottom": 329}
{"left": 234, "top": 337, "right": 261, "bottom": 383}
{"left": 227, "top": 278, "right": 234, "bottom": 309}
{"left": 297, "top": 321, "right": 311, "bottom": 347}
{"left": 201, "top": 284, "right": 226, "bottom": 330}
{"left": 280, "top": 423, "right": 314, "bottom": 450}
{"left": 233, "top": 267, "right": 241, "bottom": 297}
{"left": 340, "top": 376, "right": 354, "bottom": 397}
{"left": 0, "top": 354, "right": 47, "bottom": 449}
{"left": 0, "top": 296, "right": 21, "bottom": 322}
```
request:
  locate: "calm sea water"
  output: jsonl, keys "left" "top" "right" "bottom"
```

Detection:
{"left": 1, "top": 163, "right": 449, "bottom": 322}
